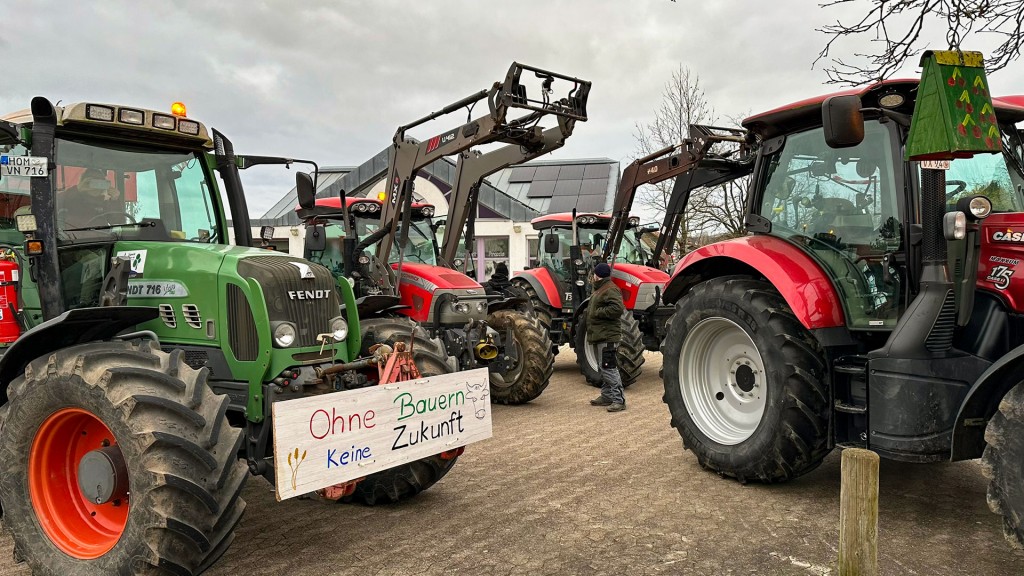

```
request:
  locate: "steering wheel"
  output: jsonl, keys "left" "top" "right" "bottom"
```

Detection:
{"left": 85, "top": 211, "right": 137, "bottom": 227}
{"left": 945, "top": 180, "right": 967, "bottom": 201}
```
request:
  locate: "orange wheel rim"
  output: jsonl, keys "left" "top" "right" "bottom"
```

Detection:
{"left": 28, "top": 408, "right": 128, "bottom": 559}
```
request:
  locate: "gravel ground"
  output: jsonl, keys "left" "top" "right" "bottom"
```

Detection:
{"left": 1, "top": 350, "right": 1022, "bottom": 575}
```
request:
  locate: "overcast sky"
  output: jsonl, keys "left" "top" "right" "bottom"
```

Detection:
{"left": 5, "top": 0, "right": 1024, "bottom": 216}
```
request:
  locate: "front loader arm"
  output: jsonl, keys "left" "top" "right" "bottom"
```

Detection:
{"left": 373, "top": 63, "right": 591, "bottom": 292}
{"left": 441, "top": 123, "right": 578, "bottom": 267}
{"left": 603, "top": 125, "right": 754, "bottom": 266}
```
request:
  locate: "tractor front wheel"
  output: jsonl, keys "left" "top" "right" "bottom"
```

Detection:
{"left": 661, "top": 277, "right": 831, "bottom": 483}
{"left": 0, "top": 340, "right": 247, "bottom": 575}
{"left": 486, "top": 309, "right": 553, "bottom": 404}
{"left": 982, "top": 381, "right": 1024, "bottom": 549}
{"left": 342, "top": 317, "right": 459, "bottom": 505}
{"left": 574, "top": 310, "right": 645, "bottom": 388}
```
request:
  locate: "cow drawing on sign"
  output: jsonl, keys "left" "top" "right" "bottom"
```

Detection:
{"left": 465, "top": 379, "right": 489, "bottom": 419}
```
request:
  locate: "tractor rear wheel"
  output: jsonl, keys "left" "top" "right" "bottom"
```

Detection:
{"left": 574, "top": 310, "right": 645, "bottom": 388}
{"left": 982, "top": 381, "right": 1024, "bottom": 549}
{"left": 342, "top": 316, "right": 458, "bottom": 505}
{"left": 513, "top": 279, "right": 553, "bottom": 330}
{"left": 0, "top": 340, "right": 247, "bottom": 575}
{"left": 661, "top": 277, "right": 831, "bottom": 483}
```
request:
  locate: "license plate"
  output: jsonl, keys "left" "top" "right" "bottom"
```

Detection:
{"left": 0, "top": 155, "right": 47, "bottom": 177}
{"left": 920, "top": 160, "right": 951, "bottom": 170}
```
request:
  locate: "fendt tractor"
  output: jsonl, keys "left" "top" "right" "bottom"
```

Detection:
{"left": 0, "top": 98, "right": 460, "bottom": 575}
{"left": 297, "top": 63, "right": 590, "bottom": 404}
{"left": 512, "top": 212, "right": 651, "bottom": 386}
{"left": 657, "top": 51, "right": 1024, "bottom": 547}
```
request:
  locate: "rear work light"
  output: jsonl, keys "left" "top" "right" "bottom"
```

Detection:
{"left": 178, "top": 120, "right": 200, "bottom": 135}
{"left": 86, "top": 105, "right": 114, "bottom": 122}
{"left": 119, "top": 109, "right": 144, "bottom": 125}
{"left": 152, "top": 114, "right": 176, "bottom": 130}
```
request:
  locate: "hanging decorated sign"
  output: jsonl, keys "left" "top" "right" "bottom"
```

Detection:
{"left": 905, "top": 50, "right": 1002, "bottom": 161}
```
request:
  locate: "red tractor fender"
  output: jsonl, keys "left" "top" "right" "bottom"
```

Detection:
{"left": 662, "top": 236, "right": 845, "bottom": 330}
{"left": 513, "top": 268, "right": 562, "bottom": 309}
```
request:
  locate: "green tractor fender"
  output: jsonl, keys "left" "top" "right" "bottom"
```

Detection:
{"left": 0, "top": 306, "right": 159, "bottom": 403}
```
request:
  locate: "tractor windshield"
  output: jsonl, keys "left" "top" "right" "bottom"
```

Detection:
{"left": 939, "top": 125, "right": 1024, "bottom": 211}
{"left": 52, "top": 137, "right": 221, "bottom": 244}
{"left": 354, "top": 215, "right": 437, "bottom": 266}
{"left": 758, "top": 120, "right": 903, "bottom": 329}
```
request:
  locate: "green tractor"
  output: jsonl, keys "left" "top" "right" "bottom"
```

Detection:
{"left": 0, "top": 98, "right": 460, "bottom": 575}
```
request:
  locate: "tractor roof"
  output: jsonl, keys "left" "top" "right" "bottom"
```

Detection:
{"left": 311, "top": 197, "right": 434, "bottom": 211}
{"left": 531, "top": 212, "right": 640, "bottom": 230}
{"left": 742, "top": 79, "right": 1024, "bottom": 138}
{"left": 2, "top": 102, "right": 214, "bottom": 148}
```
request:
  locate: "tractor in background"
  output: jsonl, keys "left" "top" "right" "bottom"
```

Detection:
{"left": 298, "top": 62, "right": 590, "bottom": 404}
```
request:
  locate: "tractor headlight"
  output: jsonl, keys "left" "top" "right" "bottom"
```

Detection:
{"left": 330, "top": 316, "right": 348, "bottom": 341}
{"left": 273, "top": 323, "right": 297, "bottom": 347}
{"left": 476, "top": 301, "right": 487, "bottom": 312}
{"left": 943, "top": 211, "right": 967, "bottom": 240}
{"left": 451, "top": 301, "right": 470, "bottom": 314}
{"left": 453, "top": 258, "right": 464, "bottom": 268}
{"left": 957, "top": 195, "right": 993, "bottom": 220}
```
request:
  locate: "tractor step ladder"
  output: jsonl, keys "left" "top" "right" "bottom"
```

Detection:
{"left": 833, "top": 356, "right": 869, "bottom": 449}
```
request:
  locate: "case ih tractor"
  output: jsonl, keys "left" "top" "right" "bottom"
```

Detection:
{"left": 657, "top": 51, "right": 1024, "bottom": 547}
{"left": 298, "top": 62, "right": 590, "bottom": 405}
{"left": 0, "top": 98, "right": 460, "bottom": 575}
{"left": 512, "top": 212, "right": 651, "bottom": 386}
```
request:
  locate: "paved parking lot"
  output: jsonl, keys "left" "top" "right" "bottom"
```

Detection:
{"left": 2, "top": 350, "right": 1022, "bottom": 575}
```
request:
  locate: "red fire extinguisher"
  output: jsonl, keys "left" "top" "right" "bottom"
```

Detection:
{"left": 0, "top": 249, "right": 22, "bottom": 343}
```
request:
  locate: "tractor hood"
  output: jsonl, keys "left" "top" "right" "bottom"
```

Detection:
{"left": 611, "top": 263, "right": 670, "bottom": 286}
{"left": 390, "top": 262, "right": 483, "bottom": 290}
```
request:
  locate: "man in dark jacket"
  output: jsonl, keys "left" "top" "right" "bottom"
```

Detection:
{"left": 587, "top": 262, "right": 626, "bottom": 412}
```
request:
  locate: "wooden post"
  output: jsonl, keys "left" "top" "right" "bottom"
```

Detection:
{"left": 839, "top": 448, "right": 879, "bottom": 576}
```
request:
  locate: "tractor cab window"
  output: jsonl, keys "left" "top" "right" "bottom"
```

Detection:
{"left": 536, "top": 227, "right": 573, "bottom": 281}
{"left": 576, "top": 227, "right": 608, "bottom": 264}
{"left": 615, "top": 229, "right": 650, "bottom": 265}
{"left": 305, "top": 222, "right": 347, "bottom": 277}
{"left": 758, "top": 120, "right": 903, "bottom": 329}
{"left": 54, "top": 138, "right": 220, "bottom": 244}
{"left": 354, "top": 216, "right": 437, "bottom": 266}
{"left": 940, "top": 125, "right": 1024, "bottom": 212}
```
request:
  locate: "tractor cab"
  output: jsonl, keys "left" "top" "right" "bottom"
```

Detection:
{"left": 529, "top": 212, "right": 646, "bottom": 292}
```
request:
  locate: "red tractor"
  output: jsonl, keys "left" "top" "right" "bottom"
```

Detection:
{"left": 657, "top": 54, "right": 1024, "bottom": 548}
{"left": 298, "top": 62, "right": 590, "bottom": 404}
{"left": 512, "top": 212, "right": 655, "bottom": 385}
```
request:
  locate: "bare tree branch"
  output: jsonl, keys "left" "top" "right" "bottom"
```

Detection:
{"left": 815, "top": 0, "right": 1024, "bottom": 85}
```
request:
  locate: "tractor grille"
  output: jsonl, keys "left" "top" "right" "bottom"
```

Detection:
{"left": 182, "top": 304, "right": 202, "bottom": 329}
{"left": 926, "top": 290, "right": 956, "bottom": 353}
{"left": 227, "top": 284, "right": 259, "bottom": 361}
{"left": 237, "top": 256, "right": 339, "bottom": 348}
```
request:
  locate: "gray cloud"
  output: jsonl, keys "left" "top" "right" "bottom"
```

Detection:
{"left": 5, "top": 1, "right": 1023, "bottom": 215}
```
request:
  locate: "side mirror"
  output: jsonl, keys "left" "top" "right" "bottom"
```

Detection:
{"left": 822, "top": 95, "right": 865, "bottom": 149}
{"left": 543, "top": 233, "right": 560, "bottom": 254}
{"left": 259, "top": 226, "right": 275, "bottom": 241}
{"left": 431, "top": 218, "right": 446, "bottom": 233}
{"left": 305, "top": 224, "right": 327, "bottom": 252}
{"left": 0, "top": 121, "right": 22, "bottom": 146}
{"left": 296, "top": 172, "right": 316, "bottom": 210}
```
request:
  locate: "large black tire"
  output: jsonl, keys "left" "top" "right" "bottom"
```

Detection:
{"left": 982, "top": 381, "right": 1024, "bottom": 549}
{"left": 574, "top": 311, "right": 645, "bottom": 388}
{"left": 0, "top": 340, "right": 247, "bottom": 575}
{"left": 513, "top": 279, "right": 553, "bottom": 330}
{"left": 342, "top": 316, "right": 459, "bottom": 505}
{"left": 486, "top": 309, "right": 554, "bottom": 404}
{"left": 661, "top": 277, "right": 831, "bottom": 483}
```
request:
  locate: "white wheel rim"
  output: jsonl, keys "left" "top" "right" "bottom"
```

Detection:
{"left": 678, "top": 317, "right": 766, "bottom": 445}
{"left": 583, "top": 330, "right": 601, "bottom": 373}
